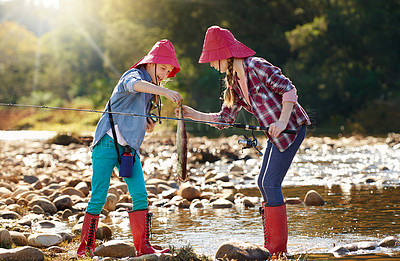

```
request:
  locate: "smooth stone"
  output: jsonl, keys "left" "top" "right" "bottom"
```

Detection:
{"left": 178, "top": 184, "right": 201, "bottom": 201}
{"left": 343, "top": 243, "right": 358, "bottom": 252}
{"left": 28, "top": 198, "right": 57, "bottom": 214}
{"left": 357, "top": 241, "right": 378, "bottom": 250}
{"left": 0, "top": 210, "right": 21, "bottom": 219}
{"left": 104, "top": 193, "right": 118, "bottom": 211}
{"left": 215, "top": 241, "right": 270, "bottom": 261}
{"left": 378, "top": 236, "right": 400, "bottom": 247}
{"left": 161, "top": 189, "right": 178, "bottom": 199}
{"left": 285, "top": 197, "right": 303, "bottom": 205}
{"left": 211, "top": 199, "right": 234, "bottom": 209}
{"left": 0, "top": 246, "right": 44, "bottom": 260}
{"left": 0, "top": 229, "right": 12, "bottom": 245}
{"left": 304, "top": 190, "right": 325, "bottom": 206}
{"left": 94, "top": 239, "right": 136, "bottom": 258}
{"left": 27, "top": 233, "right": 63, "bottom": 247}
{"left": 47, "top": 246, "right": 66, "bottom": 253}
{"left": 328, "top": 246, "right": 350, "bottom": 257}
{"left": 61, "top": 209, "right": 73, "bottom": 219}
{"left": 53, "top": 195, "right": 73, "bottom": 211}
{"left": 60, "top": 187, "right": 85, "bottom": 198}
{"left": 37, "top": 220, "right": 56, "bottom": 228}
{"left": 32, "top": 205, "right": 45, "bottom": 214}
{"left": 75, "top": 182, "right": 90, "bottom": 196}
{"left": 10, "top": 231, "right": 28, "bottom": 246}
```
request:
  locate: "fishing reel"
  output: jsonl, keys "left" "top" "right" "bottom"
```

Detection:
{"left": 238, "top": 130, "right": 263, "bottom": 156}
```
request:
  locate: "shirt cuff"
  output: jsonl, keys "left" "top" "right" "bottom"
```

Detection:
{"left": 282, "top": 88, "right": 297, "bottom": 103}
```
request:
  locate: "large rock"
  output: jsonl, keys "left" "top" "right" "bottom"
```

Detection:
{"left": 304, "top": 190, "right": 325, "bottom": 206}
{"left": 53, "top": 195, "right": 73, "bottom": 210}
{"left": 10, "top": 231, "right": 28, "bottom": 246}
{"left": 27, "top": 233, "right": 63, "bottom": 247}
{"left": 104, "top": 193, "right": 118, "bottom": 211}
{"left": 379, "top": 236, "right": 400, "bottom": 247}
{"left": 0, "top": 246, "right": 44, "bottom": 261}
{"left": 0, "top": 229, "right": 12, "bottom": 246}
{"left": 215, "top": 241, "right": 270, "bottom": 261}
{"left": 28, "top": 198, "right": 57, "bottom": 214}
{"left": 211, "top": 199, "right": 234, "bottom": 209}
{"left": 94, "top": 240, "right": 136, "bottom": 258}
{"left": 178, "top": 184, "right": 201, "bottom": 201}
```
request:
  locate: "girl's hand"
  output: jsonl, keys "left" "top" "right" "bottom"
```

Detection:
{"left": 175, "top": 105, "right": 196, "bottom": 119}
{"left": 269, "top": 120, "right": 287, "bottom": 138}
{"left": 165, "top": 89, "right": 183, "bottom": 104}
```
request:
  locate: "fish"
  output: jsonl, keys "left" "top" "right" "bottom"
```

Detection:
{"left": 176, "top": 103, "right": 188, "bottom": 181}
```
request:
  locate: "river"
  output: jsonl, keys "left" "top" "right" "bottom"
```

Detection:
{"left": 1, "top": 131, "right": 399, "bottom": 259}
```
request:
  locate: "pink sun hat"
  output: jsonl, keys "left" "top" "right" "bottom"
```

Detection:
{"left": 130, "top": 39, "right": 180, "bottom": 78}
{"left": 198, "top": 26, "right": 256, "bottom": 63}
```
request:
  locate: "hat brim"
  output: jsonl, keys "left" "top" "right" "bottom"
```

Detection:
{"left": 198, "top": 41, "right": 256, "bottom": 63}
{"left": 131, "top": 55, "right": 180, "bottom": 78}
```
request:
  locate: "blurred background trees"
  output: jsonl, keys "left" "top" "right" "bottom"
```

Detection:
{"left": 0, "top": 0, "right": 399, "bottom": 135}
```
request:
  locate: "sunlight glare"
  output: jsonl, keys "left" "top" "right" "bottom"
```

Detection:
{"left": 31, "top": 0, "right": 59, "bottom": 9}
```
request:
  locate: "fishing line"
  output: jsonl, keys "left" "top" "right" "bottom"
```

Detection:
{"left": 0, "top": 102, "right": 296, "bottom": 134}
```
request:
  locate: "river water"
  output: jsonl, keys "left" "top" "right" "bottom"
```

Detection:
{"left": 1, "top": 131, "right": 399, "bottom": 259}
{"left": 105, "top": 135, "right": 400, "bottom": 260}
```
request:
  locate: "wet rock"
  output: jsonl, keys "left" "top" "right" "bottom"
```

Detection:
{"left": 0, "top": 246, "right": 44, "bottom": 260}
{"left": 328, "top": 246, "right": 350, "bottom": 257}
{"left": 32, "top": 205, "right": 45, "bottom": 214}
{"left": 57, "top": 232, "right": 75, "bottom": 242}
{"left": 211, "top": 199, "right": 234, "bottom": 209}
{"left": 157, "top": 184, "right": 172, "bottom": 193}
{"left": 177, "top": 199, "right": 190, "bottom": 208}
{"left": 242, "top": 197, "right": 255, "bottom": 208}
{"left": 214, "top": 173, "right": 230, "bottom": 182}
{"left": 60, "top": 187, "right": 85, "bottom": 198}
{"left": 0, "top": 229, "right": 12, "bottom": 245}
{"left": 61, "top": 209, "right": 73, "bottom": 219}
{"left": 285, "top": 197, "right": 303, "bottom": 205}
{"left": 215, "top": 241, "right": 270, "bottom": 261}
{"left": 53, "top": 195, "right": 73, "bottom": 211}
{"left": 190, "top": 200, "right": 204, "bottom": 209}
{"left": 104, "top": 193, "right": 118, "bottom": 211}
{"left": 9, "top": 231, "right": 28, "bottom": 246}
{"left": 94, "top": 239, "right": 136, "bottom": 258}
{"left": 24, "top": 175, "right": 39, "bottom": 184}
{"left": 357, "top": 241, "right": 378, "bottom": 250}
{"left": 178, "top": 184, "right": 201, "bottom": 201}
{"left": 343, "top": 243, "right": 358, "bottom": 252}
{"left": 378, "top": 236, "right": 400, "bottom": 248}
{"left": 0, "top": 210, "right": 21, "bottom": 219}
{"left": 0, "top": 187, "right": 13, "bottom": 197}
{"left": 161, "top": 189, "right": 177, "bottom": 199}
{"left": 28, "top": 198, "right": 57, "bottom": 214}
{"left": 27, "top": 233, "right": 63, "bottom": 247}
{"left": 75, "top": 182, "right": 90, "bottom": 196}
{"left": 37, "top": 220, "right": 56, "bottom": 228}
{"left": 304, "top": 190, "right": 325, "bottom": 206}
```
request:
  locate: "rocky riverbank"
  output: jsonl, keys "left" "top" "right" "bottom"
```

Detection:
{"left": 0, "top": 132, "right": 399, "bottom": 260}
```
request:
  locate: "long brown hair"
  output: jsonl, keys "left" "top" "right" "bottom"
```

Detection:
{"left": 223, "top": 57, "right": 236, "bottom": 107}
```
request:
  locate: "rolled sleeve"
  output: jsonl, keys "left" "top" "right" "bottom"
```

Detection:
{"left": 210, "top": 103, "right": 242, "bottom": 130}
{"left": 282, "top": 88, "right": 298, "bottom": 104}
{"left": 119, "top": 70, "right": 143, "bottom": 93}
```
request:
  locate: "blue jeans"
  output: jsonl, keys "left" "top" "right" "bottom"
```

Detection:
{"left": 86, "top": 135, "right": 148, "bottom": 214}
{"left": 257, "top": 125, "right": 306, "bottom": 206}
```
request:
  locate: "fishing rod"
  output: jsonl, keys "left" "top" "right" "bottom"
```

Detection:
{"left": 0, "top": 102, "right": 296, "bottom": 134}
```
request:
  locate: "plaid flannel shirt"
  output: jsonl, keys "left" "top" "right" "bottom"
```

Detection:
{"left": 214, "top": 57, "right": 311, "bottom": 152}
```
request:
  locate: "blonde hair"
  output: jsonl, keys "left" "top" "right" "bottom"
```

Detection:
{"left": 223, "top": 57, "right": 236, "bottom": 107}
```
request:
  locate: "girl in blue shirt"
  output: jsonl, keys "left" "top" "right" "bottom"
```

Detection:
{"left": 77, "top": 39, "right": 182, "bottom": 257}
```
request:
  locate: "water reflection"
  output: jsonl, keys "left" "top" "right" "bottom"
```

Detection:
{"left": 97, "top": 185, "right": 400, "bottom": 259}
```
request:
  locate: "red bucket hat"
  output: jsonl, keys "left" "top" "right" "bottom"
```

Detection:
{"left": 130, "top": 39, "right": 180, "bottom": 78}
{"left": 198, "top": 26, "right": 256, "bottom": 63}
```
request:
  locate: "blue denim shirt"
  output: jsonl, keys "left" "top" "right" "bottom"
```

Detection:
{"left": 92, "top": 66, "right": 154, "bottom": 153}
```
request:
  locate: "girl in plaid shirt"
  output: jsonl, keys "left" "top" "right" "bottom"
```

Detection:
{"left": 181, "top": 26, "right": 311, "bottom": 256}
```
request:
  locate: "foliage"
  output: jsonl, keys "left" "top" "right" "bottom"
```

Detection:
{"left": 168, "top": 244, "right": 211, "bottom": 261}
{"left": 0, "top": 0, "right": 399, "bottom": 135}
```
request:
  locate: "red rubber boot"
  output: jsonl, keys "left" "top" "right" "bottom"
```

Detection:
{"left": 261, "top": 202, "right": 288, "bottom": 256}
{"left": 77, "top": 212, "right": 99, "bottom": 257}
{"left": 128, "top": 209, "right": 169, "bottom": 256}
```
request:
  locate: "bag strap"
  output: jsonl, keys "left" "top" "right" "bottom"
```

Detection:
{"left": 107, "top": 102, "right": 121, "bottom": 164}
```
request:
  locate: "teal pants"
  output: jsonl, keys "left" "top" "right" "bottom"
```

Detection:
{"left": 86, "top": 135, "right": 148, "bottom": 214}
